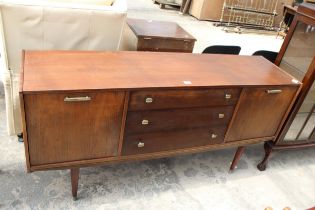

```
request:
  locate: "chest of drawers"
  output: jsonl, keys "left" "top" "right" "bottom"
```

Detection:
{"left": 20, "top": 51, "right": 301, "bottom": 198}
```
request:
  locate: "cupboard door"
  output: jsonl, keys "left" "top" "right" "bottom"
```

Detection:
{"left": 225, "top": 86, "right": 298, "bottom": 142}
{"left": 24, "top": 91, "right": 125, "bottom": 166}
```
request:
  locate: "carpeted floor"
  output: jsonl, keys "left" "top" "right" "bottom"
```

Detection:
{"left": 1, "top": 0, "right": 315, "bottom": 209}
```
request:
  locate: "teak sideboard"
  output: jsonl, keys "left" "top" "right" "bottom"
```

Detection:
{"left": 20, "top": 51, "right": 301, "bottom": 198}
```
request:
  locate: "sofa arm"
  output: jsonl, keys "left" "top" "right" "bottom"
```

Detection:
{"left": 0, "top": 0, "right": 127, "bottom": 13}
{"left": 112, "top": 0, "right": 127, "bottom": 12}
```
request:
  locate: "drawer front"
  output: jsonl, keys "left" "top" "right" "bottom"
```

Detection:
{"left": 122, "top": 126, "right": 226, "bottom": 155}
{"left": 129, "top": 88, "right": 241, "bottom": 111}
{"left": 138, "top": 37, "right": 195, "bottom": 52}
{"left": 24, "top": 91, "right": 125, "bottom": 166}
{"left": 125, "top": 106, "right": 235, "bottom": 134}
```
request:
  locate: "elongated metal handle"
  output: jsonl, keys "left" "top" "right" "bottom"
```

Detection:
{"left": 225, "top": 94, "right": 231, "bottom": 99}
{"left": 138, "top": 142, "right": 144, "bottom": 148}
{"left": 142, "top": 119, "right": 149, "bottom": 125}
{"left": 266, "top": 89, "right": 282, "bottom": 94}
{"left": 64, "top": 96, "right": 91, "bottom": 102}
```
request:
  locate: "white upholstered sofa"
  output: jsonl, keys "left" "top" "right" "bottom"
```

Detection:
{"left": 0, "top": 0, "right": 127, "bottom": 135}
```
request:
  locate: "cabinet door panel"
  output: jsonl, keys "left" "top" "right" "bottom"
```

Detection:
{"left": 24, "top": 91, "right": 125, "bottom": 166}
{"left": 225, "top": 86, "right": 298, "bottom": 142}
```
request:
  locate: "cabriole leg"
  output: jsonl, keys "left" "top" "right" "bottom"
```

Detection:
{"left": 17, "top": 133, "right": 23, "bottom": 143}
{"left": 257, "top": 141, "right": 273, "bottom": 171}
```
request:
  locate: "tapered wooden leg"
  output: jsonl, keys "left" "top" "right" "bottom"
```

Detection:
{"left": 71, "top": 168, "right": 80, "bottom": 200}
{"left": 230, "top": 146, "right": 245, "bottom": 171}
{"left": 257, "top": 142, "right": 273, "bottom": 171}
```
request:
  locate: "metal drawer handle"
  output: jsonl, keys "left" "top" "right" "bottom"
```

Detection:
{"left": 142, "top": 119, "right": 149, "bottom": 125}
{"left": 64, "top": 96, "right": 91, "bottom": 102}
{"left": 225, "top": 94, "right": 231, "bottom": 99}
{"left": 145, "top": 97, "right": 153, "bottom": 103}
{"left": 218, "top": 113, "right": 225, "bottom": 119}
{"left": 143, "top": 37, "right": 152, "bottom": 40}
{"left": 211, "top": 133, "right": 218, "bottom": 139}
{"left": 138, "top": 142, "right": 145, "bottom": 148}
{"left": 266, "top": 89, "right": 282, "bottom": 94}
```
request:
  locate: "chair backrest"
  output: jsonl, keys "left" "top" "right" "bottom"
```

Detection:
{"left": 202, "top": 45, "right": 241, "bottom": 55}
{"left": 0, "top": 0, "right": 127, "bottom": 74}
{"left": 252, "top": 50, "right": 278, "bottom": 63}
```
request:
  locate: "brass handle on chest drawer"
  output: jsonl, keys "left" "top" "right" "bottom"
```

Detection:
{"left": 142, "top": 120, "right": 149, "bottom": 125}
{"left": 138, "top": 142, "right": 145, "bottom": 148}
{"left": 218, "top": 113, "right": 225, "bottom": 119}
{"left": 266, "top": 89, "right": 282, "bottom": 94}
{"left": 64, "top": 96, "right": 91, "bottom": 102}
{"left": 145, "top": 97, "right": 153, "bottom": 103}
{"left": 225, "top": 94, "right": 231, "bottom": 99}
{"left": 211, "top": 133, "right": 218, "bottom": 139}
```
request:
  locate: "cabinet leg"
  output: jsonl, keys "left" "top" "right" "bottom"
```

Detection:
{"left": 257, "top": 142, "right": 273, "bottom": 171}
{"left": 70, "top": 168, "right": 80, "bottom": 200}
{"left": 229, "top": 146, "right": 245, "bottom": 171}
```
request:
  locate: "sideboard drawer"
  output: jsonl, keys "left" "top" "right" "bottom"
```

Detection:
{"left": 122, "top": 126, "right": 226, "bottom": 155}
{"left": 129, "top": 88, "right": 241, "bottom": 111}
{"left": 125, "top": 106, "right": 235, "bottom": 134}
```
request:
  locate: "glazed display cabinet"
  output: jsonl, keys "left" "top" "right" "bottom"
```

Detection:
{"left": 258, "top": 3, "right": 315, "bottom": 171}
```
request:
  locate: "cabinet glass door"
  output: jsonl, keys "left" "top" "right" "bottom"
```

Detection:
{"left": 279, "top": 21, "right": 315, "bottom": 143}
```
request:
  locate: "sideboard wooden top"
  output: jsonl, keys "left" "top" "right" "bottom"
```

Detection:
{"left": 21, "top": 51, "right": 300, "bottom": 92}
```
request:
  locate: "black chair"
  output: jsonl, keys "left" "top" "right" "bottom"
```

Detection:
{"left": 202, "top": 45, "right": 241, "bottom": 55}
{"left": 252, "top": 50, "right": 278, "bottom": 63}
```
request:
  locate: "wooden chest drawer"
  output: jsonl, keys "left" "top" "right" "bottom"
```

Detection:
{"left": 129, "top": 88, "right": 241, "bottom": 111}
{"left": 122, "top": 126, "right": 226, "bottom": 155}
{"left": 137, "top": 37, "right": 195, "bottom": 52}
{"left": 125, "top": 106, "right": 235, "bottom": 134}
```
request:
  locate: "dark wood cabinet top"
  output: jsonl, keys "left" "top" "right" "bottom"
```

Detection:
{"left": 21, "top": 51, "right": 300, "bottom": 92}
{"left": 297, "top": 3, "right": 315, "bottom": 19}
{"left": 127, "top": 18, "right": 196, "bottom": 40}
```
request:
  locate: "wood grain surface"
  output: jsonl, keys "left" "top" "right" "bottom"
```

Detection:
{"left": 22, "top": 51, "right": 300, "bottom": 92}
{"left": 122, "top": 126, "right": 227, "bottom": 155}
{"left": 125, "top": 106, "right": 235, "bottom": 134}
{"left": 127, "top": 18, "right": 196, "bottom": 40}
{"left": 24, "top": 91, "right": 125, "bottom": 165}
{"left": 225, "top": 86, "right": 299, "bottom": 142}
{"left": 129, "top": 89, "right": 240, "bottom": 111}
